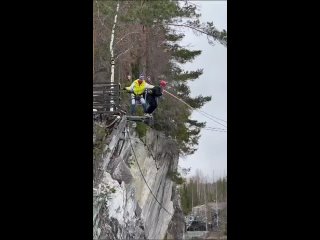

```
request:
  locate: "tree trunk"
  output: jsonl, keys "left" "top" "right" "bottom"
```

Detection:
{"left": 109, "top": 1, "right": 120, "bottom": 111}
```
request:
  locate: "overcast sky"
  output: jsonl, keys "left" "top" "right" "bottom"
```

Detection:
{"left": 177, "top": 1, "right": 227, "bottom": 181}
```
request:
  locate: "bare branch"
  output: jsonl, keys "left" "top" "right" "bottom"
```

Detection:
{"left": 167, "top": 23, "right": 226, "bottom": 47}
{"left": 167, "top": 23, "right": 209, "bottom": 36}
{"left": 114, "top": 45, "right": 134, "bottom": 61}
{"left": 95, "top": 0, "right": 111, "bottom": 31}
{"left": 114, "top": 31, "right": 141, "bottom": 47}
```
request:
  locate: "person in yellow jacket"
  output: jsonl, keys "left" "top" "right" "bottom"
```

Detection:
{"left": 124, "top": 74, "right": 154, "bottom": 115}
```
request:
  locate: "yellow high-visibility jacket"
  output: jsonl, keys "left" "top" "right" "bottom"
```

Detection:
{"left": 125, "top": 79, "right": 154, "bottom": 95}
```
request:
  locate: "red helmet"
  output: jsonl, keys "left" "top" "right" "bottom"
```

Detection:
{"left": 160, "top": 80, "right": 167, "bottom": 87}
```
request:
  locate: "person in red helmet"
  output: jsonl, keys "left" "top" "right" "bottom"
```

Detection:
{"left": 144, "top": 79, "right": 167, "bottom": 116}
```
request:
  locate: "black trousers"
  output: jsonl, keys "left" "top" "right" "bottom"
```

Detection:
{"left": 146, "top": 94, "right": 157, "bottom": 114}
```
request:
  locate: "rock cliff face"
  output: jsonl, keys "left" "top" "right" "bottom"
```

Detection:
{"left": 93, "top": 118, "right": 185, "bottom": 239}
